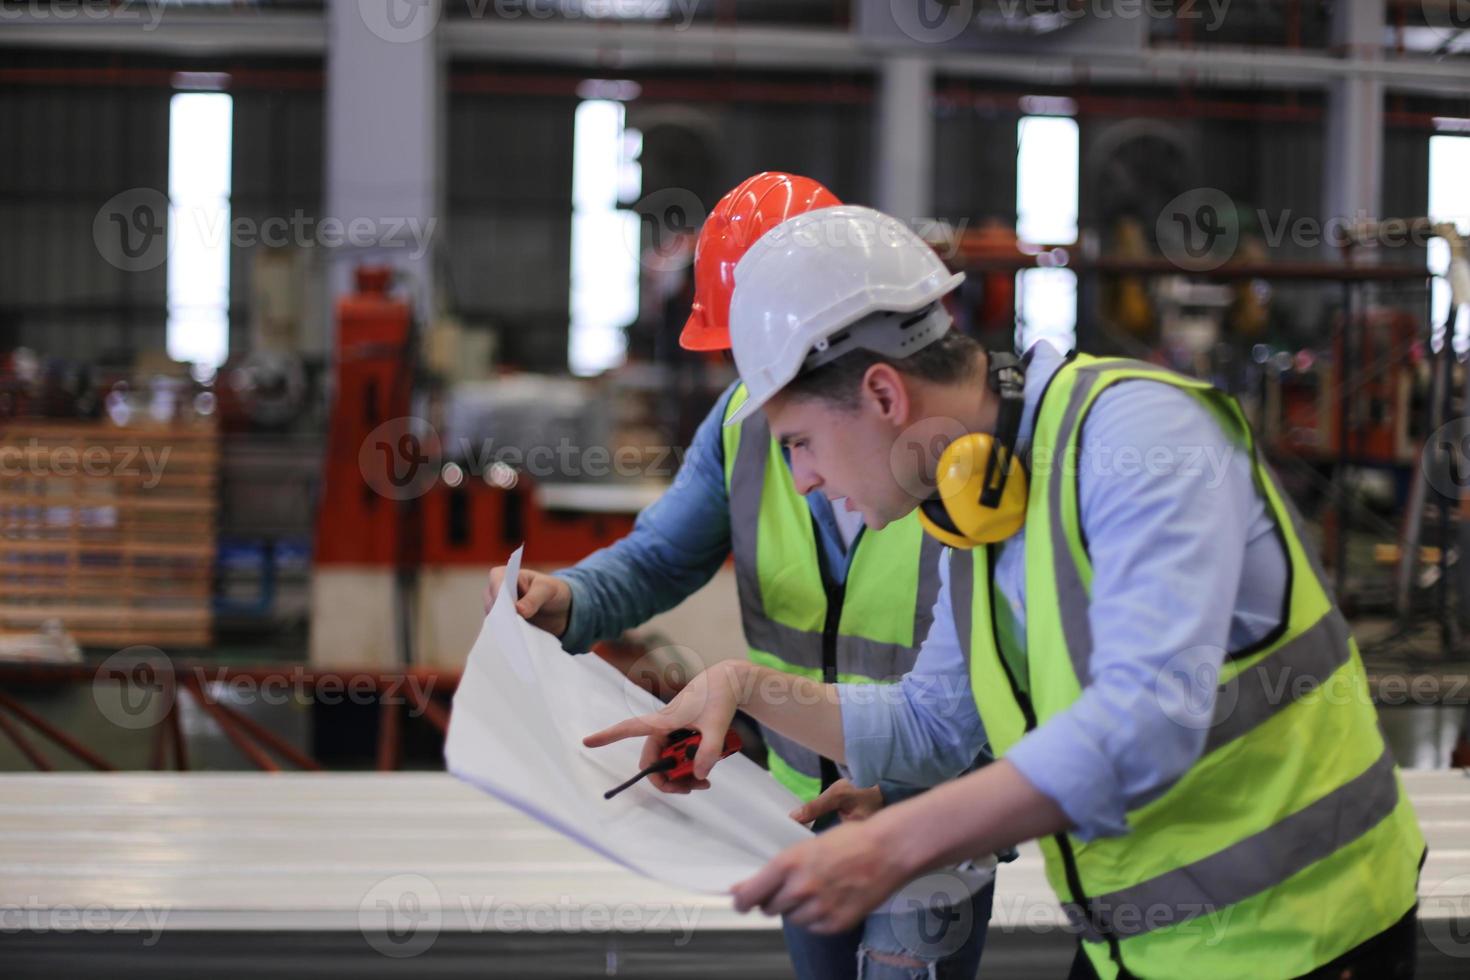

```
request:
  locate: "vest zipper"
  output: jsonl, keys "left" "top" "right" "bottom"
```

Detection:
{"left": 985, "top": 545, "right": 1135, "bottom": 979}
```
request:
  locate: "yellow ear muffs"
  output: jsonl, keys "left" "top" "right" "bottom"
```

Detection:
{"left": 918, "top": 433, "right": 1029, "bottom": 548}
{"left": 916, "top": 350, "right": 1029, "bottom": 549}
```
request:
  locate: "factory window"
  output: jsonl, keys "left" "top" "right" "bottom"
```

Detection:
{"left": 1015, "top": 112, "right": 1079, "bottom": 353}
{"left": 166, "top": 91, "right": 233, "bottom": 369}
{"left": 1429, "top": 132, "right": 1470, "bottom": 355}
{"left": 569, "top": 96, "right": 641, "bottom": 377}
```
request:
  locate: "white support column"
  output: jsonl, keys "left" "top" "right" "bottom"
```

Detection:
{"left": 875, "top": 55, "right": 934, "bottom": 223}
{"left": 1323, "top": 0, "right": 1384, "bottom": 257}
{"left": 325, "top": 0, "right": 443, "bottom": 324}
{"left": 313, "top": 0, "right": 444, "bottom": 667}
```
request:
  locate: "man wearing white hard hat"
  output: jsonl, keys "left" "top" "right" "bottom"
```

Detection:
{"left": 490, "top": 176, "right": 999, "bottom": 980}
{"left": 587, "top": 205, "right": 1425, "bottom": 979}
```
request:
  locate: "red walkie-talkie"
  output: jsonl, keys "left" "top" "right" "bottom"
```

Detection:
{"left": 603, "top": 728, "right": 742, "bottom": 800}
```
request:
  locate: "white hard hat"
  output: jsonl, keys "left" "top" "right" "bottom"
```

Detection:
{"left": 724, "top": 205, "right": 964, "bottom": 426}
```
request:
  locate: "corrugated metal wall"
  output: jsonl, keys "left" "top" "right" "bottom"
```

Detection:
{"left": 230, "top": 86, "right": 326, "bottom": 356}
{"left": 0, "top": 70, "right": 1446, "bottom": 371}
{"left": 0, "top": 86, "right": 171, "bottom": 358}
{"left": 446, "top": 91, "right": 577, "bottom": 371}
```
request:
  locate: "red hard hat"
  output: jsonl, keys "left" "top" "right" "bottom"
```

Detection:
{"left": 679, "top": 172, "right": 842, "bottom": 352}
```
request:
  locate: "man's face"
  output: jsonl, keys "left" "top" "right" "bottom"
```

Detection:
{"left": 764, "top": 383, "right": 923, "bottom": 530}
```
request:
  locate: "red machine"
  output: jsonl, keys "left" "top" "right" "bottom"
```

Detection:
{"left": 315, "top": 266, "right": 639, "bottom": 572}
{"left": 315, "top": 266, "right": 420, "bottom": 567}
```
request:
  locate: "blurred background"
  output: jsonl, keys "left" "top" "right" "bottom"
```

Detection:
{"left": 2, "top": 3, "right": 1470, "bottom": 977}
{"left": 0, "top": 0, "right": 1466, "bottom": 795}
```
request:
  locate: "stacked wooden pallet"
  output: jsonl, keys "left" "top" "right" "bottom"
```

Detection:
{"left": 0, "top": 419, "right": 218, "bottom": 648}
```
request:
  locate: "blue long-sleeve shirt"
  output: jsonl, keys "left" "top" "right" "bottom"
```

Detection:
{"left": 553, "top": 384, "right": 925, "bottom": 806}
{"left": 837, "top": 342, "right": 1288, "bottom": 840}
{"left": 553, "top": 383, "right": 857, "bottom": 654}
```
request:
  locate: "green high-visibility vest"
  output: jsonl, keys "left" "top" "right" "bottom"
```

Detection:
{"left": 951, "top": 354, "right": 1425, "bottom": 978}
{"left": 722, "top": 384, "right": 943, "bottom": 801}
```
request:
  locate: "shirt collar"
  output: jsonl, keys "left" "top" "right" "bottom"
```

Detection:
{"left": 1015, "top": 339, "right": 1069, "bottom": 457}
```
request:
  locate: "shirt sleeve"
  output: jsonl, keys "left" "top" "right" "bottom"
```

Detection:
{"left": 552, "top": 386, "right": 737, "bottom": 653}
{"left": 837, "top": 549, "right": 991, "bottom": 790}
{"left": 1005, "top": 381, "right": 1260, "bottom": 840}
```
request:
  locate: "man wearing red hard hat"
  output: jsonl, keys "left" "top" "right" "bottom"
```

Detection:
{"left": 486, "top": 173, "right": 999, "bottom": 980}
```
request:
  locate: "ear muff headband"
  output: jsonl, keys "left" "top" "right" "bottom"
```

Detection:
{"left": 918, "top": 352, "right": 1029, "bottom": 548}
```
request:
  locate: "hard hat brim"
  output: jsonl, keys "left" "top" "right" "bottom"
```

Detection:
{"left": 678, "top": 307, "right": 731, "bottom": 352}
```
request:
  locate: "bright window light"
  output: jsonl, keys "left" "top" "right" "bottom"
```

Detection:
{"left": 569, "top": 98, "right": 640, "bottom": 376}
{"left": 1428, "top": 134, "right": 1470, "bottom": 354}
{"left": 167, "top": 92, "right": 233, "bottom": 368}
{"left": 1015, "top": 113, "right": 1079, "bottom": 353}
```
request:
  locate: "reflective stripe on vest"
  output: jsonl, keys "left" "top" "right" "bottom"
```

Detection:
{"left": 723, "top": 384, "right": 942, "bottom": 801}
{"left": 955, "top": 355, "right": 1425, "bottom": 979}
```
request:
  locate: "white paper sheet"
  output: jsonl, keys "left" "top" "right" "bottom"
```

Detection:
{"left": 446, "top": 546, "right": 813, "bottom": 894}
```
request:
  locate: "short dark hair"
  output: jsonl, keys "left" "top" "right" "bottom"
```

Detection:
{"left": 780, "top": 328, "right": 982, "bottom": 410}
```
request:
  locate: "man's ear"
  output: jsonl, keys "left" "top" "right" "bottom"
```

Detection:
{"left": 860, "top": 363, "right": 911, "bottom": 426}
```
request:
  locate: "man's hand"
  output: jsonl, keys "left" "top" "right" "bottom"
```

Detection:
{"left": 789, "top": 779, "right": 884, "bottom": 826}
{"left": 484, "top": 566, "right": 572, "bottom": 638}
{"left": 731, "top": 818, "right": 906, "bottom": 934}
{"left": 583, "top": 659, "right": 749, "bottom": 794}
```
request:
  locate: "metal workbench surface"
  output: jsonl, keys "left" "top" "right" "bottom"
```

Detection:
{"left": 1, "top": 770, "right": 1467, "bottom": 977}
